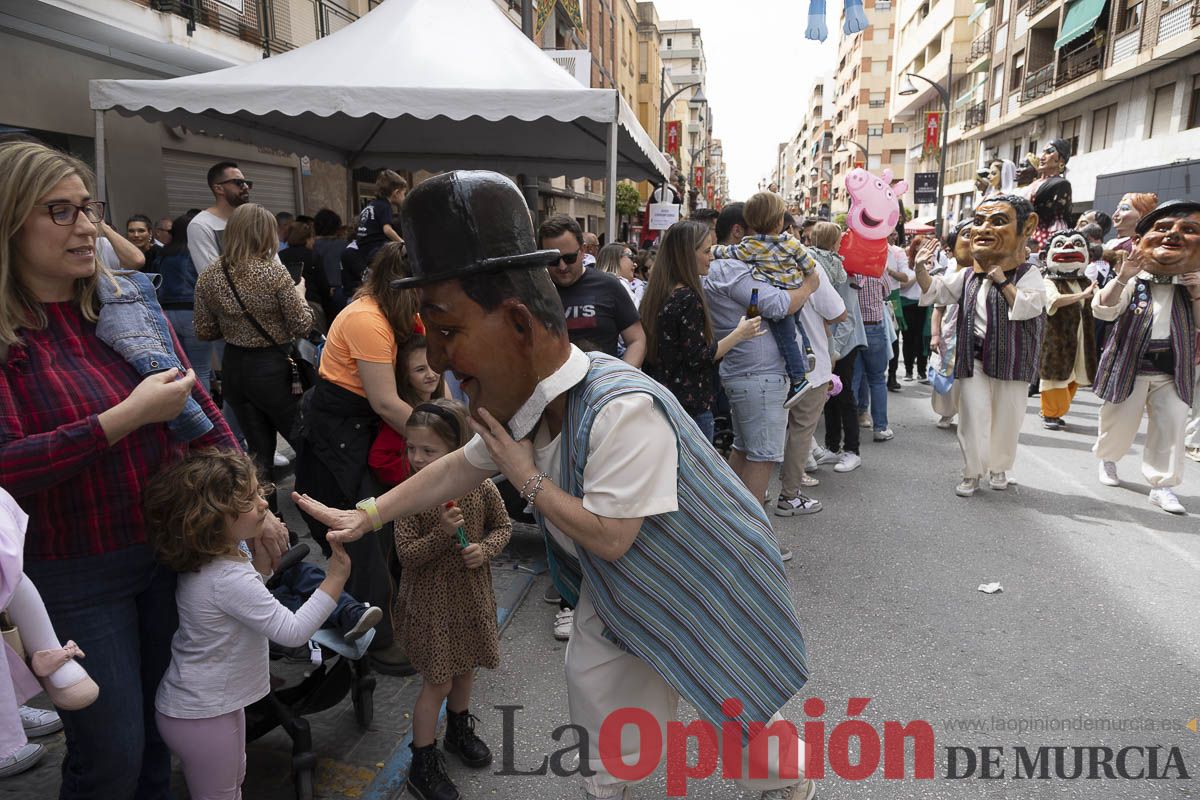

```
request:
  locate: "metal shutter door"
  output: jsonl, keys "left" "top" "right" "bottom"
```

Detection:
{"left": 162, "top": 150, "right": 298, "bottom": 218}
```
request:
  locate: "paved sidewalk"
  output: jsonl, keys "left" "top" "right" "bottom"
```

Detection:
{"left": 5, "top": 459, "right": 543, "bottom": 800}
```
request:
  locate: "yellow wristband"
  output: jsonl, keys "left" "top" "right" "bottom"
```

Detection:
{"left": 355, "top": 497, "right": 383, "bottom": 532}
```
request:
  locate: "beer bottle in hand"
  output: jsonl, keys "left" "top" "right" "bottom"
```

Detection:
{"left": 746, "top": 288, "right": 760, "bottom": 319}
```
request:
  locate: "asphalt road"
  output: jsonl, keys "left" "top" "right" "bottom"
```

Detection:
{"left": 455, "top": 381, "right": 1200, "bottom": 799}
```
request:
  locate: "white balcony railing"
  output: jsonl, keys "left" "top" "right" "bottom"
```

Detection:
{"left": 1111, "top": 28, "right": 1141, "bottom": 62}
{"left": 545, "top": 48, "right": 592, "bottom": 87}
{"left": 1157, "top": 2, "right": 1192, "bottom": 42}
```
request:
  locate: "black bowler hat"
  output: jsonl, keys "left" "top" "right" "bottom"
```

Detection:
{"left": 391, "top": 171, "right": 562, "bottom": 288}
{"left": 1135, "top": 199, "right": 1200, "bottom": 236}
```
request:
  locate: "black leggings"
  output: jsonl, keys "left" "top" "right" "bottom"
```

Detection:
{"left": 221, "top": 344, "right": 300, "bottom": 483}
{"left": 901, "top": 302, "right": 930, "bottom": 374}
{"left": 825, "top": 350, "right": 861, "bottom": 455}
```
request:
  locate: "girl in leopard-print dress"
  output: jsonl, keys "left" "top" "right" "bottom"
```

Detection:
{"left": 392, "top": 399, "right": 510, "bottom": 796}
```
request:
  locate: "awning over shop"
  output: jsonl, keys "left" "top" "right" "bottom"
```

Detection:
{"left": 1055, "top": 0, "right": 1107, "bottom": 50}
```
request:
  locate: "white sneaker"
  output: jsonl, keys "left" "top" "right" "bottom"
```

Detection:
{"left": 956, "top": 477, "right": 979, "bottom": 497}
{"left": 19, "top": 705, "right": 62, "bottom": 737}
{"left": 873, "top": 428, "right": 894, "bottom": 442}
{"left": 0, "top": 743, "right": 44, "bottom": 778}
{"left": 1098, "top": 460, "right": 1120, "bottom": 487}
{"left": 761, "top": 778, "right": 817, "bottom": 800}
{"left": 1149, "top": 487, "right": 1186, "bottom": 515}
{"left": 814, "top": 447, "right": 842, "bottom": 466}
{"left": 1186, "top": 446, "right": 1200, "bottom": 463}
{"left": 833, "top": 452, "right": 862, "bottom": 472}
{"left": 858, "top": 411, "right": 872, "bottom": 429}
{"left": 554, "top": 608, "right": 574, "bottom": 641}
{"left": 988, "top": 471, "right": 1009, "bottom": 491}
{"left": 936, "top": 415, "right": 954, "bottom": 429}
{"left": 779, "top": 545, "right": 794, "bottom": 562}
{"left": 805, "top": 453, "right": 819, "bottom": 471}
{"left": 273, "top": 451, "right": 290, "bottom": 467}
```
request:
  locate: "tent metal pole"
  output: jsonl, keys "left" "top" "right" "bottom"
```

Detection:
{"left": 605, "top": 96, "right": 618, "bottom": 243}
{"left": 94, "top": 110, "right": 107, "bottom": 207}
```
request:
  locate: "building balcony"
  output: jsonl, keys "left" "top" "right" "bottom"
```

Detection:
{"left": 151, "top": 0, "right": 360, "bottom": 55}
{"left": 964, "top": 100, "right": 987, "bottom": 128}
{"left": 969, "top": 31, "right": 993, "bottom": 60}
{"left": 1021, "top": 63, "right": 1056, "bottom": 103}
{"left": 1156, "top": 0, "right": 1195, "bottom": 42}
{"left": 1110, "top": 27, "right": 1142, "bottom": 64}
{"left": 1029, "top": 0, "right": 1055, "bottom": 16}
{"left": 1056, "top": 40, "right": 1103, "bottom": 87}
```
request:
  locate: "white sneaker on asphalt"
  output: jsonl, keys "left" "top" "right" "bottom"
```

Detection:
{"left": 936, "top": 415, "right": 954, "bottom": 429}
{"left": 858, "top": 411, "right": 873, "bottom": 429}
{"left": 1098, "top": 460, "right": 1120, "bottom": 486}
{"left": 774, "top": 494, "right": 822, "bottom": 517}
{"left": 798, "top": 472, "right": 820, "bottom": 488}
{"left": 273, "top": 452, "right": 290, "bottom": 467}
{"left": 814, "top": 447, "right": 843, "bottom": 466}
{"left": 955, "top": 477, "right": 979, "bottom": 497}
{"left": 1149, "top": 487, "right": 1186, "bottom": 515}
{"left": 554, "top": 608, "right": 574, "bottom": 641}
{"left": 988, "top": 471, "right": 1009, "bottom": 491}
{"left": 19, "top": 705, "right": 62, "bottom": 737}
{"left": 833, "top": 452, "right": 862, "bottom": 472}
{"left": 805, "top": 452, "right": 819, "bottom": 471}
{"left": 778, "top": 546, "right": 794, "bottom": 562}
{"left": 873, "top": 428, "right": 894, "bottom": 442}
{"left": 0, "top": 743, "right": 44, "bottom": 778}
{"left": 761, "top": 778, "right": 817, "bottom": 800}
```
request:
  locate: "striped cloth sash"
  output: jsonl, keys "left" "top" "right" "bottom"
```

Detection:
{"left": 955, "top": 263, "right": 1045, "bottom": 383}
{"left": 1095, "top": 281, "right": 1196, "bottom": 406}
{"left": 535, "top": 354, "right": 810, "bottom": 736}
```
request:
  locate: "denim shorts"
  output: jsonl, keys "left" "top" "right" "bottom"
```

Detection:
{"left": 723, "top": 373, "right": 789, "bottom": 462}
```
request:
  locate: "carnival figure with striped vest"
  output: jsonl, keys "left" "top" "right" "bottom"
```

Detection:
{"left": 296, "top": 171, "right": 817, "bottom": 800}
{"left": 1092, "top": 200, "right": 1200, "bottom": 515}
{"left": 914, "top": 195, "right": 1047, "bottom": 497}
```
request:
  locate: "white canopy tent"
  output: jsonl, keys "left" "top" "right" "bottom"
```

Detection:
{"left": 89, "top": 0, "right": 671, "bottom": 239}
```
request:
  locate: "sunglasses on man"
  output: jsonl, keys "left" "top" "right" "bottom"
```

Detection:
{"left": 557, "top": 251, "right": 581, "bottom": 265}
{"left": 217, "top": 178, "right": 254, "bottom": 190}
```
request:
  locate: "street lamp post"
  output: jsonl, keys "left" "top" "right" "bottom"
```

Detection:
{"left": 900, "top": 60, "right": 953, "bottom": 238}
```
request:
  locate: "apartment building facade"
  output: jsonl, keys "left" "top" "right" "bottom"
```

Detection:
{"left": 0, "top": 0, "right": 376, "bottom": 225}
{"left": 829, "top": 0, "right": 911, "bottom": 212}
{"left": 966, "top": 0, "right": 1200, "bottom": 214}
{"left": 660, "top": 18, "right": 718, "bottom": 209}
{"left": 793, "top": 78, "right": 836, "bottom": 217}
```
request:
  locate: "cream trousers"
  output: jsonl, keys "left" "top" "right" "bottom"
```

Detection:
{"left": 1095, "top": 373, "right": 1191, "bottom": 488}
{"left": 955, "top": 363, "right": 1029, "bottom": 479}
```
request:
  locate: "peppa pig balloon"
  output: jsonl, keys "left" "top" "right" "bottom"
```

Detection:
{"left": 838, "top": 168, "right": 909, "bottom": 278}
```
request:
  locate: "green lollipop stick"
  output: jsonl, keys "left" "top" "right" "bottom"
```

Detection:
{"left": 445, "top": 501, "right": 469, "bottom": 547}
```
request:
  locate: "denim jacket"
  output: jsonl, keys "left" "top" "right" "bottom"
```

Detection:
{"left": 95, "top": 270, "right": 213, "bottom": 441}
{"left": 157, "top": 249, "right": 198, "bottom": 308}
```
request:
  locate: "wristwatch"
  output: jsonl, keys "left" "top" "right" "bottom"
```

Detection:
{"left": 992, "top": 274, "right": 1012, "bottom": 288}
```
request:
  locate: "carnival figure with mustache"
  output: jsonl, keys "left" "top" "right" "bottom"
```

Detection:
{"left": 1038, "top": 230, "right": 1098, "bottom": 430}
{"left": 1093, "top": 200, "right": 1200, "bottom": 515}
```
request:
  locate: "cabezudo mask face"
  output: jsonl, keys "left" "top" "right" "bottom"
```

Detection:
{"left": 1044, "top": 230, "right": 1088, "bottom": 276}
{"left": 1137, "top": 212, "right": 1200, "bottom": 277}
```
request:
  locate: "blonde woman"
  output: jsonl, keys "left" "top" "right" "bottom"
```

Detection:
{"left": 194, "top": 203, "right": 312, "bottom": 483}
{"left": 597, "top": 242, "right": 644, "bottom": 306}
{"left": 0, "top": 139, "right": 236, "bottom": 798}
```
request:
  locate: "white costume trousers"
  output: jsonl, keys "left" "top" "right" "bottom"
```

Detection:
{"left": 567, "top": 586, "right": 806, "bottom": 796}
{"left": 1095, "top": 373, "right": 1191, "bottom": 488}
{"left": 1186, "top": 372, "right": 1200, "bottom": 450}
{"left": 954, "top": 362, "right": 1029, "bottom": 479}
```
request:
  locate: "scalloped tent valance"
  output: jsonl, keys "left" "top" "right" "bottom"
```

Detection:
{"left": 89, "top": 0, "right": 670, "bottom": 234}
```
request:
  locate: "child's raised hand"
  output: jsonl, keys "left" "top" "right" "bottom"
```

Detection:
{"left": 326, "top": 538, "right": 351, "bottom": 582}
{"left": 460, "top": 543, "right": 486, "bottom": 570}
{"left": 440, "top": 503, "right": 466, "bottom": 537}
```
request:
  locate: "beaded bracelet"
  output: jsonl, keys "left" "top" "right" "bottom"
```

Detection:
{"left": 520, "top": 472, "right": 551, "bottom": 506}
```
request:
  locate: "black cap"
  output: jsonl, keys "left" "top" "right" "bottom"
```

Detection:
{"left": 391, "top": 170, "right": 561, "bottom": 288}
{"left": 1135, "top": 199, "right": 1200, "bottom": 236}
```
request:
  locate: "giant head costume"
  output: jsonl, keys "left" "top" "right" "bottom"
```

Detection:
{"left": 1042, "top": 229, "right": 1089, "bottom": 277}
{"left": 969, "top": 194, "right": 1039, "bottom": 273}
{"left": 1112, "top": 192, "right": 1159, "bottom": 238}
{"left": 838, "top": 167, "right": 908, "bottom": 278}
{"left": 394, "top": 170, "right": 567, "bottom": 437}
{"left": 1132, "top": 200, "right": 1200, "bottom": 278}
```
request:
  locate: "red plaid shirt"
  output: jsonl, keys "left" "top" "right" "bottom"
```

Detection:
{"left": 0, "top": 302, "right": 237, "bottom": 560}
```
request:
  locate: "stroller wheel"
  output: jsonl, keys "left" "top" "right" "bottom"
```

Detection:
{"left": 354, "top": 684, "right": 374, "bottom": 729}
{"left": 294, "top": 767, "right": 314, "bottom": 800}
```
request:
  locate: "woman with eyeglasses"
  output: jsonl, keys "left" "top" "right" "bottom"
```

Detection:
{"left": 640, "top": 220, "right": 763, "bottom": 442}
{"left": 597, "top": 242, "right": 645, "bottom": 307}
{"left": 0, "top": 140, "right": 238, "bottom": 798}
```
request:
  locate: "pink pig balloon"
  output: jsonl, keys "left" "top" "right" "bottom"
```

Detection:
{"left": 839, "top": 168, "right": 910, "bottom": 278}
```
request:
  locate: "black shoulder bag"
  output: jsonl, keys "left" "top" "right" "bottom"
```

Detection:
{"left": 221, "top": 261, "right": 317, "bottom": 396}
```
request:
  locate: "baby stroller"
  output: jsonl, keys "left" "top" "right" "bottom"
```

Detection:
{"left": 246, "top": 544, "right": 377, "bottom": 800}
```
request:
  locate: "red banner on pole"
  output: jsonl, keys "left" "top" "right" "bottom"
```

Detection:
{"left": 706, "top": 185, "right": 714, "bottom": 201}
{"left": 665, "top": 121, "right": 681, "bottom": 158}
{"left": 693, "top": 165, "right": 704, "bottom": 188}
{"left": 923, "top": 112, "right": 942, "bottom": 158}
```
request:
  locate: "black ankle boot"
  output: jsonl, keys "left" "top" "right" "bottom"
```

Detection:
{"left": 408, "top": 743, "right": 459, "bottom": 800}
{"left": 443, "top": 708, "right": 493, "bottom": 768}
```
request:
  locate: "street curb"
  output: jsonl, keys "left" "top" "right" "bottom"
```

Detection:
{"left": 361, "top": 571, "right": 535, "bottom": 799}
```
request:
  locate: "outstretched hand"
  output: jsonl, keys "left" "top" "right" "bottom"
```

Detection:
{"left": 291, "top": 492, "right": 369, "bottom": 545}
{"left": 467, "top": 408, "right": 537, "bottom": 489}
